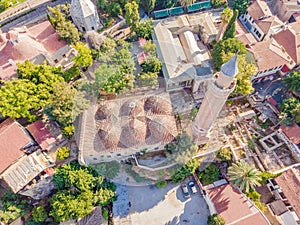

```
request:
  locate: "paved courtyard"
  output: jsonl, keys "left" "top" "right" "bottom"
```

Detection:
{"left": 113, "top": 182, "right": 209, "bottom": 225}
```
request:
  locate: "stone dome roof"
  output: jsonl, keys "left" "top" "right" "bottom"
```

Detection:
{"left": 144, "top": 96, "right": 173, "bottom": 115}
{"left": 98, "top": 130, "right": 119, "bottom": 149}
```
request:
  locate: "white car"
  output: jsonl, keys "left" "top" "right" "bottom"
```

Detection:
{"left": 188, "top": 181, "right": 198, "bottom": 194}
{"left": 181, "top": 184, "right": 191, "bottom": 199}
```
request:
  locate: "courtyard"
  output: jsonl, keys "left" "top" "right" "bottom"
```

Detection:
{"left": 113, "top": 182, "right": 209, "bottom": 225}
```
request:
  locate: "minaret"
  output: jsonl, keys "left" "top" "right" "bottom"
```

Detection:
{"left": 192, "top": 55, "right": 238, "bottom": 143}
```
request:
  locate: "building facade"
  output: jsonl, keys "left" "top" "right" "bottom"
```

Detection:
{"left": 70, "top": 0, "right": 102, "bottom": 33}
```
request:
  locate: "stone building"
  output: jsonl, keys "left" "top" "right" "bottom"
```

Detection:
{"left": 192, "top": 55, "right": 238, "bottom": 143}
{"left": 70, "top": 0, "right": 102, "bottom": 33}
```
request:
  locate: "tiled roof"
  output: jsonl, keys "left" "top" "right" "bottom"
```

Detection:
{"left": 0, "top": 119, "right": 32, "bottom": 174}
{"left": 280, "top": 123, "right": 300, "bottom": 145}
{"left": 0, "top": 21, "right": 67, "bottom": 80}
{"left": 273, "top": 22, "right": 300, "bottom": 64}
{"left": 207, "top": 184, "right": 270, "bottom": 225}
{"left": 275, "top": 167, "right": 300, "bottom": 218}
{"left": 26, "top": 121, "right": 56, "bottom": 150}
{"left": 247, "top": 38, "right": 295, "bottom": 71}
{"left": 247, "top": 0, "right": 272, "bottom": 21}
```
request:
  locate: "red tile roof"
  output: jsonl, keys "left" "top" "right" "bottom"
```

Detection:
{"left": 280, "top": 123, "right": 300, "bottom": 145}
{"left": 0, "top": 21, "right": 67, "bottom": 80}
{"left": 275, "top": 167, "right": 300, "bottom": 218}
{"left": 247, "top": 39, "right": 295, "bottom": 71}
{"left": 26, "top": 120, "right": 56, "bottom": 150}
{"left": 247, "top": 0, "right": 272, "bottom": 21}
{"left": 207, "top": 184, "right": 270, "bottom": 225}
{"left": 273, "top": 22, "right": 300, "bottom": 64}
{"left": 0, "top": 118, "right": 31, "bottom": 174}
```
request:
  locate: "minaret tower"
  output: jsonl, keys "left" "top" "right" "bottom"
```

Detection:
{"left": 192, "top": 55, "right": 238, "bottom": 143}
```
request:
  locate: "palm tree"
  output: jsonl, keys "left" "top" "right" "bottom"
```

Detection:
{"left": 228, "top": 161, "right": 261, "bottom": 193}
{"left": 216, "top": 8, "right": 233, "bottom": 42}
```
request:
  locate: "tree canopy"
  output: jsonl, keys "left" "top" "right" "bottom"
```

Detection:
{"left": 207, "top": 214, "right": 226, "bottom": 225}
{"left": 171, "top": 159, "right": 200, "bottom": 183}
{"left": 211, "top": 38, "right": 247, "bottom": 71}
{"left": 223, "top": 9, "right": 238, "bottom": 40}
{"left": 72, "top": 42, "right": 93, "bottom": 68}
{"left": 232, "top": 0, "right": 250, "bottom": 15}
{"left": 284, "top": 71, "right": 300, "bottom": 93}
{"left": 51, "top": 162, "right": 116, "bottom": 222}
{"left": 135, "top": 19, "right": 154, "bottom": 39}
{"left": 141, "top": 0, "right": 156, "bottom": 13}
{"left": 125, "top": 1, "right": 140, "bottom": 31}
{"left": 280, "top": 97, "right": 300, "bottom": 123}
{"left": 0, "top": 79, "right": 51, "bottom": 121}
{"left": 47, "top": 5, "right": 81, "bottom": 44}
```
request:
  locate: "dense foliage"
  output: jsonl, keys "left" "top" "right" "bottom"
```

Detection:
{"left": 217, "top": 147, "right": 232, "bottom": 161}
{"left": 141, "top": 0, "right": 156, "bottom": 13}
{"left": 211, "top": 40, "right": 256, "bottom": 95}
{"left": 223, "top": 9, "right": 238, "bottom": 40}
{"left": 198, "top": 165, "right": 220, "bottom": 184}
{"left": 232, "top": 0, "right": 250, "bottom": 15}
{"left": 207, "top": 214, "right": 226, "bottom": 225}
{"left": 280, "top": 97, "right": 300, "bottom": 123}
{"left": 284, "top": 71, "right": 300, "bottom": 93}
{"left": 72, "top": 42, "right": 93, "bottom": 68}
{"left": 32, "top": 206, "right": 47, "bottom": 223}
{"left": 135, "top": 19, "right": 154, "bottom": 39}
{"left": 56, "top": 147, "right": 71, "bottom": 160}
{"left": 51, "top": 162, "right": 116, "bottom": 222}
{"left": 47, "top": 5, "right": 81, "bottom": 44}
{"left": 0, "top": 191, "right": 27, "bottom": 224}
{"left": 125, "top": 1, "right": 140, "bottom": 32}
{"left": 171, "top": 159, "right": 200, "bottom": 183}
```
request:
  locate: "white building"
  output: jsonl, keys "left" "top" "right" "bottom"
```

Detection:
{"left": 70, "top": 0, "right": 102, "bottom": 33}
{"left": 239, "top": 0, "right": 284, "bottom": 41}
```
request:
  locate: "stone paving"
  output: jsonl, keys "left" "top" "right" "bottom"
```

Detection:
{"left": 113, "top": 183, "right": 209, "bottom": 225}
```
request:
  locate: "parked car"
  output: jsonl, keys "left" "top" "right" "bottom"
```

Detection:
{"left": 181, "top": 184, "right": 190, "bottom": 199}
{"left": 188, "top": 181, "right": 198, "bottom": 194}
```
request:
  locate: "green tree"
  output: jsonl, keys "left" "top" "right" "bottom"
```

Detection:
{"left": 156, "top": 180, "right": 167, "bottom": 188}
{"left": 44, "top": 82, "right": 89, "bottom": 127}
{"left": 207, "top": 214, "right": 226, "bottom": 225}
{"left": 17, "top": 60, "right": 63, "bottom": 88}
{"left": 62, "top": 66, "right": 81, "bottom": 82}
{"left": 135, "top": 19, "right": 154, "bottom": 39}
{"left": 47, "top": 5, "right": 81, "bottom": 44}
{"left": 217, "top": 147, "right": 232, "bottom": 161}
{"left": 141, "top": 0, "right": 156, "bottom": 13}
{"left": 50, "top": 190, "right": 94, "bottom": 222}
{"left": 138, "top": 72, "right": 158, "bottom": 87}
{"left": 232, "top": 0, "right": 250, "bottom": 16}
{"left": 198, "top": 165, "right": 220, "bottom": 184}
{"left": 211, "top": 38, "right": 246, "bottom": 71}
{"left": 0, "top": 191, "right": 27, "bottom": 224}
{"left": 0, "top": 79, "right": 50, "bottom": 121}
{"left": 141, "top": 56, "right": 162, "bottom": 73}
{"left": 91, "top": 161, "right": 120, "bottom": 179}
{"left": 171, "top": 159, "right": 200, "bottom": 183}
{"left": 211, "top": 0, "right": 225, "bottom": 8}
{"left": 72, "top": 42, "right": 93, "bottom": 68}
{"left": 216, "top": 7, "right": 233, "bottom": 42}
{"left": 32, "top": 206, "right": 47, "bottom": 223}
{"left": 228, "top": 161, "right": 261, "bottom": 192}
{"left": 280, "top": 98, "right": 300, "bottom": 123}
{"left": 62, "top": 125, "right": 75, "bottom": 138}
{"left": 56, "top": 147, "right": 70, "bottom": 160}
{"left": 125, "top": 1, "right": 140, "bottom": 31}
{"left": 223, "top": 9, "right": 238, "bottom": 40}
{"left": 284, "top": 71, "right": 300, "bottom": 93}
{"left": 142, "top": 40, "right": 156, "bottom": 56}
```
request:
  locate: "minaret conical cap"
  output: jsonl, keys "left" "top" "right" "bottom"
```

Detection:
{"left": 221, "top": 55, "right": 238, "bottom": 77}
